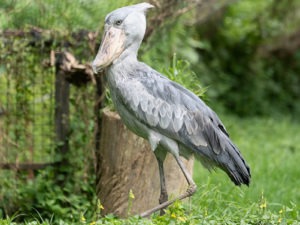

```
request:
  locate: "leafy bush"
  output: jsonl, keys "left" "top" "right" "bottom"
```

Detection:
{"left": 190, "top": 0, "right": 300, "bottom": 116}
{"left": 162, "top": 53, "right": 207, "bottom": 99}
{"left": 0, "top": 28, "right": 96, "bottom": 223}
{"left": 0, "top": 0, "right": 138, "bottom": 31}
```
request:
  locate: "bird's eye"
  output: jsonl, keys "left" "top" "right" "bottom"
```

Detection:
{"left": 115, "top": 20, "right": 123, "bottom": 26}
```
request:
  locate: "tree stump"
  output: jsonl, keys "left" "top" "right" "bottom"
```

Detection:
{"left": 96, "top": 109, "right": 194, "bottom": 217}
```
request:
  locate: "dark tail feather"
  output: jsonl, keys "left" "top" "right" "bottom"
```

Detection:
{"left": 221, "top": 142, "right": 251, "bottom": 186}
{"left": 191, "top": 117, "right": 251, "bottom": 186}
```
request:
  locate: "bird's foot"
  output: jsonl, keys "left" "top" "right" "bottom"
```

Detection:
{"left": 186, "top": 183, "right": 197, "bottom": 196}
{"left": 158, "top": 191, "right": 168, "bottom": 215}
{"left": 140, "top": 184, "right": 197, "bottom": 218}
{"left": 159, "top": 190, "right": 168, "bottom": 204}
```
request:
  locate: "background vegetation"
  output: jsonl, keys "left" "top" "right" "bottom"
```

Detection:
{"left": 0, "top": 0, "right": 299, "bottom": 224}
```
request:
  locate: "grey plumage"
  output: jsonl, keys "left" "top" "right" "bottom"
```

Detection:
{"left": 92, "top": 2, "right": 251, "bottom": 216}
{"left": 108, "top": 61, "right": 250, "bottom": 186}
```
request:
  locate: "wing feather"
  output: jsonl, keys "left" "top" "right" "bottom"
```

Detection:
{"left": 114, "top": 64, "right": 250, "bottom": 185}
{"left": 117, "top": 66, "right": 221, "bottom": 153}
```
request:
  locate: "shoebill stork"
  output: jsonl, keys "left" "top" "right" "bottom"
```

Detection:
{"left": 92, "top": 2, "right": 251, "bottom": 217}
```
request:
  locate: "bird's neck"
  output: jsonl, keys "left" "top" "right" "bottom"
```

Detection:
{"left": 116, "top": 36, "right": 143, "bottom": 62}
{"left": 112, "top": 46, "right": 140, "bottom": 70}
{"left": 117, "top": 50, "right": 137, "bottom": 63}
{"left": 108, "top": 48, "right": 140, "bottom": 79}
{"left": 108, "top": 40, "right": 143, "bottom": 81}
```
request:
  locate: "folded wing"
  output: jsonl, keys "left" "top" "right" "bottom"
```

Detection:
{"left": 116, "top": 64, "right": 251, "bottom": 185}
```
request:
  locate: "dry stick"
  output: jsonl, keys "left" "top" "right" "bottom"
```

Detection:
{"left": 140, "top": 184, "right": 197, "bottom": 218}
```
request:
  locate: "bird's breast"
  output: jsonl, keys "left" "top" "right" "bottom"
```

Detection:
{"left": 106, "top": 69, "right": 150, "bottom": 140}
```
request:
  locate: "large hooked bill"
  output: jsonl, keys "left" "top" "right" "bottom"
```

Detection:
{"left": 92, "top": 26, "right": 125, "bottom": 74}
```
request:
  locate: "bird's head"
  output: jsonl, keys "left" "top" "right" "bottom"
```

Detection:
{"left": 92, "top": 2, "right": 154, "bottom": 74}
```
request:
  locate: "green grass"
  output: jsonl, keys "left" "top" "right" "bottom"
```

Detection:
{"left": 189, "top": 115, "right": 300, "bottom": 224}
{"left": 1, "top": 116, "right": 299, "bottom": 224}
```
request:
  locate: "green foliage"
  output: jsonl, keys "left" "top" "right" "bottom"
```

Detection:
{"left": 0, "top": 0, "right": 139, "bottom": 31}
{"left": 0, "top": 35, "right": 55, "bottom": 162}
{"left": 191, "top": 0, "right": 300, "bottom": 116}
{"left": 0, "top": 195, "right": 298, "bottom": 224}
{"left": 162, "top": 53, "right": 207, "bottom": 99}
{"left": 141, "top": 12, "right": 199, "bottom": 69}
{"left": 0, "top": 28, "right": 96, "bottom": 224}
{"left": 0, "top": 167, "right": 96, "bottom": 223}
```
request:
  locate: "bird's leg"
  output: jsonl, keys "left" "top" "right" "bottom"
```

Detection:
{"left": 140, "top": 155, "right": 197, "bottom": 218}
{"left": 157, "top": 157, "right": 168, "bottom": 215}
{"left": 153, "top": 150, "right": 168, "bottom": 215}
{"left": 174, "top": 155, "right": 197, "bottom": 193}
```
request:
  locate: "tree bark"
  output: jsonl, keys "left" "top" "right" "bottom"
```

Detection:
{"left": 96, "top": 109, "right": 194, "bottom": 217}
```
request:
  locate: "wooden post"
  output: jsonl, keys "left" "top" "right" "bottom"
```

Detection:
{"left": 96, "top": 109, "right": 194, "bottom": 217}
{"left": 94, "top": 72, "right": 104, "bottom": 191}
{"left": 54, "top": 52, "right": 70, "bottom": 174}
{"left": 53, "top": 51, "right": 94, "bottom": 183}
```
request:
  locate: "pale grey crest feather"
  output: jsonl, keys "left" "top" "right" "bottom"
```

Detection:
{"left": 131, "top": 2, "right": 154, "bottom": 12}
{"left": 105, "top": 2, "right": 154, "bottom": 23}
